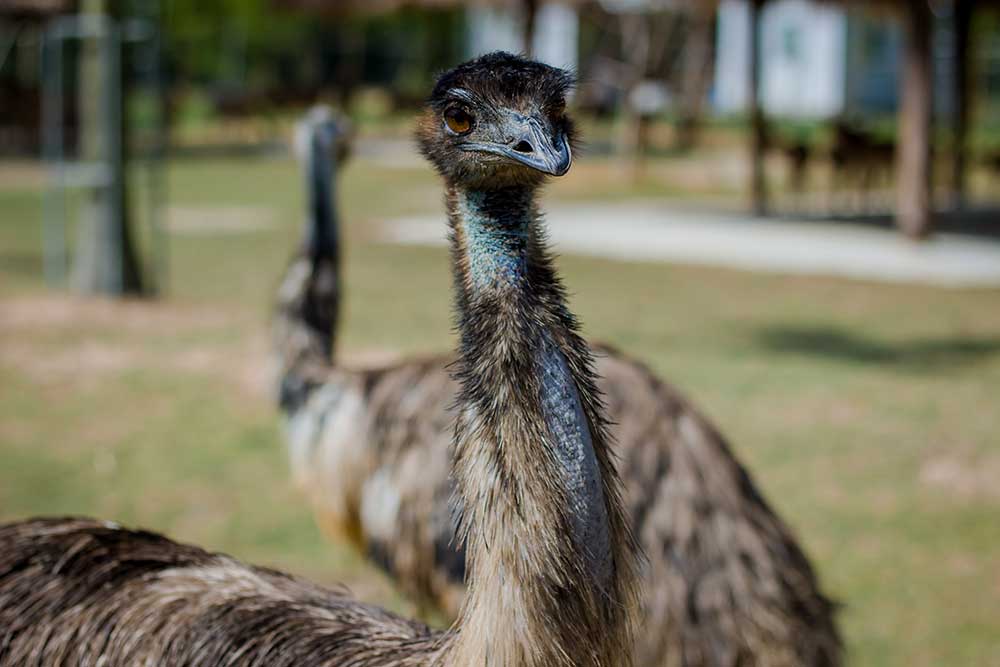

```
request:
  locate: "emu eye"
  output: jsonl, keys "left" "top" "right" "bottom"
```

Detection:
{"left": 444, "top": 107, "right": 473, "bottom": 135}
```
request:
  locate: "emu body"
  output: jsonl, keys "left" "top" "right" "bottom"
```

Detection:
{"left": 275, "top": 58, "right": 842, "bottom": 667}
{"left": 0, "top": 518, "right": 435, "bottom": 666}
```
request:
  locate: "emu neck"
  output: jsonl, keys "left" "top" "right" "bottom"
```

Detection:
{"left": 273, "top": 129, "right": 342, "bottom": 414}
{"left": 444, "top": 184, "right": 622, "bottom": 666}
{"left": 304, "top": 133, "right": 338, "bottom": 260}
{"left": 455, "top": 188, "right": 532, "bottom": 291}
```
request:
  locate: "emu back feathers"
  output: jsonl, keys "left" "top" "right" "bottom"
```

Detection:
{"left": 288, "top": 344, "right": 843, "bottom": 667}
{"left": 0, "top": 517, "right": 436, "bottom": 666}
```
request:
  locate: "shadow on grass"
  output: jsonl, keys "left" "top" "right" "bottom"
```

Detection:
{"left": 754, "top": 324, "right": 1000, "bottom": 372}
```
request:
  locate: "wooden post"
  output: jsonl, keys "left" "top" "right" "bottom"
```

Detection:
{"left": 675, "top": 1, "right": 717, "bottom": 152}
{"left": 952, "top": 0, "right": 972, "bottom": 210}
{"left": 523, "top": 0, "right": 539, "bottom": 56}
{"left": 749, "top": 0, "right": 767, "bottom": 216}
{"left": 895, "top": 0, "right": 934, "bottom": 239}
{"left": 617, "top": 12, "right": 652, "bottom": 181}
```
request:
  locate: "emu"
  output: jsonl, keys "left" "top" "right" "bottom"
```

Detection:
{"left": 275, "top": 54, "right": 842, "bottom": 666}
{"left": 0, "top": 55, "right": 641, "bottom": 667}
{"left": 830, "top": 119, "right": 896, "bottom": 214}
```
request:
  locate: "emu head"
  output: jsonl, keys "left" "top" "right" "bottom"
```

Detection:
{"left": 416, "top": 52, "right": 575, "bottom": 189}
{"left": 294, "top": 105, "right": 352, "bottom": 167}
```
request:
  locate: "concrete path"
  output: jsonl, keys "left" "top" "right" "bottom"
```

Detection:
{"left": 381, "top": 201, "right": 1000, "bottom": 288}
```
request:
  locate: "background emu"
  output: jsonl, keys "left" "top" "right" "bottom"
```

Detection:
{"left": 275, "top": 57, "right": 842, "bottom": 666}
{"left": 0, "top": 54, "right": 640, "bottom": 667}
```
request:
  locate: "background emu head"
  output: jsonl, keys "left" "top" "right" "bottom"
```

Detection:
{"left": 294, "top": 105, "right": 353, "bottom": 166}
{"left": 416, "top": 52, "right": 576, "bottom": 189}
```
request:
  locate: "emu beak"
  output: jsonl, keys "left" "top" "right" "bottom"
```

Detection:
{"left": 463, "top": 113, "right": 572, "bottom": 176}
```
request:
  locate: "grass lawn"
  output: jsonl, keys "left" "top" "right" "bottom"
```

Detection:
{"left": 1, "top": 153, "right": 998, "bottom": 666}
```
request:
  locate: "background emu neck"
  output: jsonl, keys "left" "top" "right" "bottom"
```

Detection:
{"left": 305, "top": 129, "right": 338, "bottom": 260}
{"left": 272, "top": 121, "right": 342, "bottom": 413}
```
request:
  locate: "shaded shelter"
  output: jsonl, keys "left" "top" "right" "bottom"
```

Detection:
{"left": 747, "top": 0, "right": 996, "bottom": 238}
{"left": 0, "top": 0, "right": 73, "bottom": 18}
{"left": 4, "top": 0, "right": 163, "bottom": 295}
{"left": 1, "top": 0, "right": 75, "bottom": 152}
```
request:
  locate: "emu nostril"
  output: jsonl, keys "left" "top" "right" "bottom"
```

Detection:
{"left": 513, "top": 140, "right": 534, "bottom": 153}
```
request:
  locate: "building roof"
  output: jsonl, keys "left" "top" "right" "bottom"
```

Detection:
{"left": 273, "top": 0, "right": 479, "bottom": 15}
{"left": 0, "top": 0, "right": 73, "bottom": 17}
{"left": 273, "top": 0, "right": 592, "bottom": 16}
{"left": 816, "top": 0, "right": 1000, "bottom": 7}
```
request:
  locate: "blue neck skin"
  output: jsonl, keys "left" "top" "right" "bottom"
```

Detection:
{"left": 457, "top": 188, "right": 533, "bottom": 292}
{"left": 455, "top": 186, "right": 613, "bottom": 592}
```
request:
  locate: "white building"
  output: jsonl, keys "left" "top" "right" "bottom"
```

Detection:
{"left": 713, "top": 0, "right": 916, "bottom": 119}
{"left": 714, "top": 0, "right": 849, "bottom": 118}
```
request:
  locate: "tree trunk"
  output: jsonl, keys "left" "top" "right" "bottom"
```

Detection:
{"left": 72, "top": 0, "right": 144, "bottom": 295}
{"left": 675, "top": 2, "right": 717, "bottom": 152}
{"left": 616, "top": 13, "right": 651, "bottom": 181}
{"left": 895, "top": 0, "right": 934, "bottom": 239}
{"left": 952, "top": 0, "right": 972, "bottom": 210}
{"left": 749, "top": 0, "right": 767, "bottom": 216}
{"left": 522, "top": 0, "right": 539, "bottom": 56}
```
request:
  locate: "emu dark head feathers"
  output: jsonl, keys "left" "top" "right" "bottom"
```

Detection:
{"left": 416, "top": 52, "right": 576, "bottom": 188}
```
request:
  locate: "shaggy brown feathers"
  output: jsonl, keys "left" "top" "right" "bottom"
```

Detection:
{"left": 0, "top": 518, "right": 436, "bottom": 666}
{"left": 441, "top": 183, "right": 640, "bottom": 666}
{"left": 1, "top": 56, "right": 642, "bottom": 667}
{"left": 276, "top": 52, "right": 842, "bottom": 667}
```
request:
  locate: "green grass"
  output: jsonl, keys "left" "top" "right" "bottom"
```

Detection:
{"left": 1, "top": 155, "right": 999, "bottom": 666}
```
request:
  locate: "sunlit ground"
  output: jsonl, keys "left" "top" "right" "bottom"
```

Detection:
{"left": 1, "top": 153, "right": 998, "bottom": 666}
